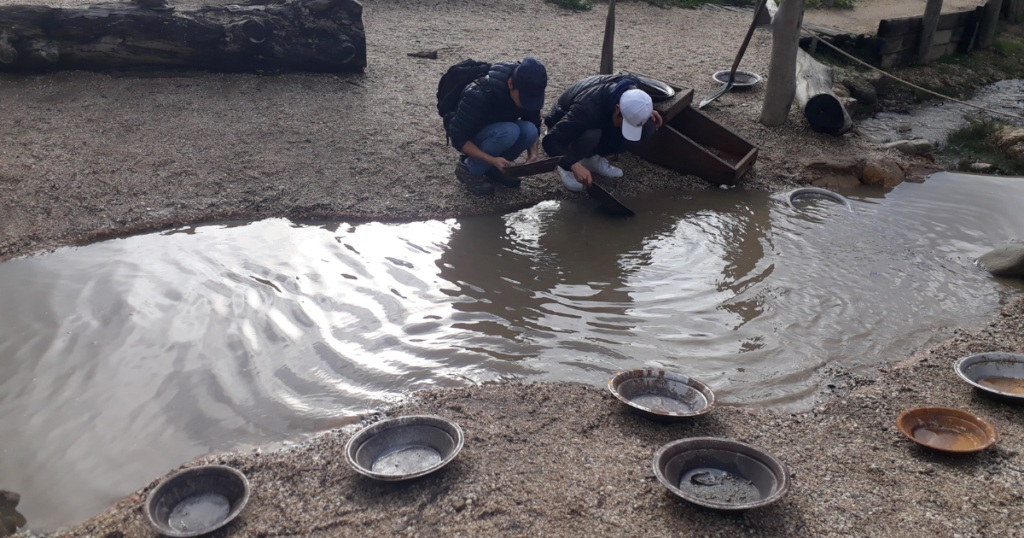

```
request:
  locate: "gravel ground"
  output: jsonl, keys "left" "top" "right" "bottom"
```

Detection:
{"left": 49, "top": 296, "right": 1024, "bottom": 538}
{"left": 0, "top": 0, "right": 905, "bottom": 263}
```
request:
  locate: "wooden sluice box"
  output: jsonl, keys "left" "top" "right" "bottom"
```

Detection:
{"left": 632, "top": 82, "right": 758, "bottom": 187}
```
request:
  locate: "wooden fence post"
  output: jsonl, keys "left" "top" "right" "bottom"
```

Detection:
{"left": 978, "top": 0, "right": 1004, "bottom": 47}
{"left": 760, "top": 0, "right": 804, "bottom": 127}
{"left": 918, "top": 0, "right": 943, "bottom": 64}
{"left": 1009, "top": 0, "right": 1024, "bottom": 23}
{"left": 600, "top": 0, "right": 615, "bottom": 75}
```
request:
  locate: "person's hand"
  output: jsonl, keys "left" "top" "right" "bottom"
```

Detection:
{"left": 571, "top": 162, "right": 593, "bottom": 188}
{"left": 490, "top": 157, "right": 515, "bottom": 171}
{"left": 651, "top": 110, "right": 664, "bottom": 129}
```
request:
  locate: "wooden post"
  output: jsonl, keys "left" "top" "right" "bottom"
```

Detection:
{"left": 600, "top": 0, "right": 615, "bottom": 75}
{"left": 918, "top": 0, "right": 943, "bottom": 64}
{"left": 1009, "top": 0, "right": 1024, "bottom": 23}
{"left": 978, "top": 0, "right": 1004, "bottom": 47}
{"left": 760, "top": 0, "right": 804, "bottom": 127}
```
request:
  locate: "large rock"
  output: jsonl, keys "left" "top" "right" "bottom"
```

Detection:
{"left": 978, "top": 243, "right": 1024, "bottom": 277}
{"left": 0, "top": 491, "right": 26, "bottom": 537}
{"left": 811, "top": 175, "right": 862, "bottom": 189}
{"left": 1007, "top": 143, "right": 1024, "bottom": 161}
{"left": 860, "top": 158, "right": 905, "bottom": 188}
{"left": 991, "top": 127, "right": 1024, "bottom": 149}
{"left": 801, "top": 156, "right": 860, "bottom": 176}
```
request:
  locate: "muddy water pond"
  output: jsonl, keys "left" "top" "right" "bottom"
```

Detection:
{"left": 2, "top": 173, "right": 1023, "bottom": 530}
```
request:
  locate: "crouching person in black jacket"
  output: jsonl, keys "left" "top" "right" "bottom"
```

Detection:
{"left": 447, "top": 58, "right": 547, "bottom": 195}
{"left": 542, "top": 75, "right": 662, "bottom": 192}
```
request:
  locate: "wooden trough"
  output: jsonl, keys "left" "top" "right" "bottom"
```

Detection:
{"left": 632, "top": 81, "right": 758, "bottom": 187}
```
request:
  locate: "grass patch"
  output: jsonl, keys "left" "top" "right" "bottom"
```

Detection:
{"left": 941, "top": 119, "right": 1024, "bottom": 175}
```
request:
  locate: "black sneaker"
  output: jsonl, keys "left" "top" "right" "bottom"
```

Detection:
{"left": 455, "top": 159, "right": 494, "bottom": 195}
{"left": 484, "top": 167, "right": 521, "bottom": 188}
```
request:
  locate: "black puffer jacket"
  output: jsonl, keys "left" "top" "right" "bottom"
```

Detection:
{"left": 446, "top": 61, "right": 543, "bottom": 152}
{"left": 542, "top": 74, "right": 638, "bottom": 169}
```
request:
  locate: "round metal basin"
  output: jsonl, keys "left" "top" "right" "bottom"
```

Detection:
{"left": 345, "top": 415, "right": 464, "bottom": 481}
{"left": 608, "top": 369, "right": 715, "bottom": 422}
{"left": 653, "top": 437, "right": 790, "bottom": 511}
{"left": 954, "top": 352, "right": 1024, "bottom": 402}
{"left": 896, "top": 406, "right": 998, "bottom": 454}
{"left": 787, "top": 187, "right": 853, "bottom": 211}
{"left": 145, "top": 465, "right": 250, "bottom": 537}
{"left": 711, "top": 70, "right": 762, "bottom": 90}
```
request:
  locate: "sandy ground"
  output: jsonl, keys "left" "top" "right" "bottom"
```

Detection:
{"left": 0, "top": 0, "right": 917, "bottom": 264}
{"left": 48, "top": 296, "right": 1024, "bottom": 538}
{"left": 805, "top": 0, "right": 985, "bottom": 34}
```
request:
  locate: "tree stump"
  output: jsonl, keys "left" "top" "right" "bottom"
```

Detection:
{"left": 0, "top": 0, "right": 366, "bottom": 73}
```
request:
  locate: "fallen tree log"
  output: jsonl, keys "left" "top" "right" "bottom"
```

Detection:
{"left": 0, "top": 0, "right": 365, "bottom": 73}
{"left": 763, "top": 0, "right": 852, "bottom": 135}
{"left": 795, "top": 47, "right": 853, "bottom": 135}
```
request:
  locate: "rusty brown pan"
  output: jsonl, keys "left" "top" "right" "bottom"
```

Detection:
{"left": 587, "top": 182, "right": 635, "bottom": 217}
{"left": 502, "top": 156, "right": 562, "bottom": 178}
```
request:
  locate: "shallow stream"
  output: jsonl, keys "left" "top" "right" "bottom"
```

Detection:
{"left": 859, "top": 79, "right": 1024, "bottom": 144}
{"left": 1, "top": 172, "right": 1022, "bottom": 531}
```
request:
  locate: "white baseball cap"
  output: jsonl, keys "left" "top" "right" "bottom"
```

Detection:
{"left": 619, "top": 89, "right": 653, "bottom": 141}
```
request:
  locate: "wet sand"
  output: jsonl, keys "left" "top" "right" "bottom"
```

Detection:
{"left": 49, "top": 296, "right": 1024, "bottom": 538}
{"left": 0, "top": 0, "right": 913, "bottom": 264}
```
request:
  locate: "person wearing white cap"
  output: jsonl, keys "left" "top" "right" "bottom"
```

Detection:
{"left": 542, "top": 75, "right": 662, "bottom": 192}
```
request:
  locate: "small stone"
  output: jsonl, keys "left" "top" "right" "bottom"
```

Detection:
{"left": 453, "top": 498, "right": 467, "bottom": 512}
{"left": 970, "top": 163, "right": 992, "bottom": 171}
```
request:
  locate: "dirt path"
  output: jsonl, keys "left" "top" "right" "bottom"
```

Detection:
{"left": 805, "top": 0, "right": 984, "bottom": 34}
{"left": 0, "top": 0, "right": 905, "bottom": 263}
{"left": 49, "top": 296, "right": 1024, "bottom": 538}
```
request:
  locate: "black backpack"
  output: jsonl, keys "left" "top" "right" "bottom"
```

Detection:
{"left": 436, "top": 59, "right": 492, "bottom": 145}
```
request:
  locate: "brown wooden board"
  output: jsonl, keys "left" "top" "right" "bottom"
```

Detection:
{"left": 937, "top": 10, "right": 972, "bottom": 30}
{"left": 503, "top": 156, "right": 561, "bottom": 177}
{"left": 877, "top": 17, "right": 921, "bottom": 38}
{"left": 879, "top": 34, "right": 918, "bottom": 55}
{"left": 586, "top": 183, "right": 634, "bottom": 216}
{"left": 615, "top": 72, "right": 693, "bottom": 122}
{"left": 631, "top": 106, "right": 757, "bottom": 186}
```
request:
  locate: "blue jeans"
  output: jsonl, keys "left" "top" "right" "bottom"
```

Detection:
{"left": 465, "top": 121, "right": 539, "bottom": 176}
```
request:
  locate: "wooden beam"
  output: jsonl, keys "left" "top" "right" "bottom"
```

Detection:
{"left": 600, "top": 0, "right": 615, "bottom": 75}
{"left": 795, "top": 48, "right": 853, "bottom": 135}
{"left": 1009, "top": 0, "right": 1024, "bottom": 24}
{"left": 760, "top": 0, "right": 804, "bottom": 127}
{"left": 918, "top": 0, "right": 943, "bottom": 64}
{"left": 978, "top": 0, "right": 1004, "bottom": 47}
{"left": 0, "top": 0, "right": 366, "bottom": 73}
